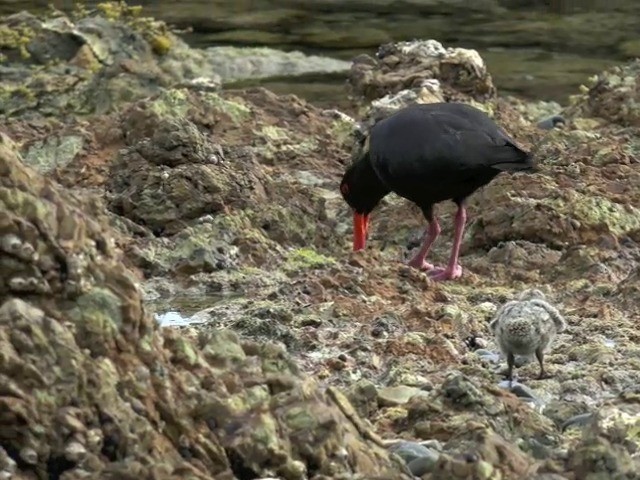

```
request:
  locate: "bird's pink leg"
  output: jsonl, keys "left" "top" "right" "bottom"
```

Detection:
{"left": 407, "top": 218, "right": 441, "bottom": 271}
{"left": 429, "top": 205, "right": 466, "bottom": 281}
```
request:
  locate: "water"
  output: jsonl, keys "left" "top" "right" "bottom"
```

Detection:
{"left": 155, "top": 310, "right": 198, "bottom": 327}
{"left": 147, "top": 292, "right": 225, "bottom": 327}
{"left": 3, "top": 1, "right": 639, "bottom": 103}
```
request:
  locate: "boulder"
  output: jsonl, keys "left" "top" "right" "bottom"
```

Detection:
{"left": 0, "top": 132, "right": 409, "bottom": 479}
{"left": 348, "top": 39, "right": 496, "bottom": 106}
{"left": 564, "top": 59, "right": 640, "bottom": 127}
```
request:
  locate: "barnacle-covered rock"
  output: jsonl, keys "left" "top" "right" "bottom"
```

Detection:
{"left": 564, "top": 59, "right": 640, "bottom": 127}
{"left": 348, "top": 39, "right": 496, "bottom": 105}
{"left": 0, "top": 133, "right": 409, "bottom": 479}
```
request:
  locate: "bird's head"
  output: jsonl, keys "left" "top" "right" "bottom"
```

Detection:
{"left": 339, "top": 155, "right": 390, "bottom": 251}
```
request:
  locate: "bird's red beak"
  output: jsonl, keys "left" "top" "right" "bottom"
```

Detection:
{"left": 353, "top": 212, "right": 369, "bottom": 251}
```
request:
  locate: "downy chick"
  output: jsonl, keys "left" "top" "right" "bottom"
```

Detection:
{"left": 489, "top": 289, "right": 567, "bottom": 384}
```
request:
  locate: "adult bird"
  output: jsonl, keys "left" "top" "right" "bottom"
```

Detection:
{"left": 339, "top": 102, "right": 536, "bottom": 282}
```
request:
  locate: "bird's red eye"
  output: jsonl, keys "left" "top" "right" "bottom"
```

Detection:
{"left": 340, "top": 183, "right": 349, "bottom": 195}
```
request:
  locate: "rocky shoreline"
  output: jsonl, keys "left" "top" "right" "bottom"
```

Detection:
{"left": 2, "top": 2, "right": 640, "bottom": 479}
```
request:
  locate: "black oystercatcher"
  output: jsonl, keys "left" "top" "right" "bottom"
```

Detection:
{"left": 339, "top": 102, "right": 536, "bottom": 281}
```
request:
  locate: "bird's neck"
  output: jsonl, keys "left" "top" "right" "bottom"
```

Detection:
{"left": 352, "top": 152, "right": 390, "bottom": 211}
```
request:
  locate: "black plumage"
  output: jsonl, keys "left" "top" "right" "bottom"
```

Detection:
{"left": 340, "top": 102, "right": 536, "bottom": 281}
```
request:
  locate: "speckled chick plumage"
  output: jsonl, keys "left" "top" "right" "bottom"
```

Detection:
{"left": 489, "top": 289, "right": 567, "bottom": 382}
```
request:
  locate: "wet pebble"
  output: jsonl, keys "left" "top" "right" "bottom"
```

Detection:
{"left": 389, "top": 440, "right": 439, "bottom": 464}
{"left": 407, "top": 453, "right": 439, "bottom": 476}
{"left": 561, "top": 412, "right": 595, "bottom": 432}
{"left": 536, "top": 114, "right": 565, "bottom": 130}
{"left": 475, "top": 349, "right": 500, "bottom": 363}
{"left": 498, "top": 380, "right": 540, "bottom": 403}
{"left": 471, "top": 336, "right": 489, "bottom": 349}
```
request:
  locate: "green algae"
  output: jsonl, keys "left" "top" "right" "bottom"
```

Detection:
{"left": 259, "top": 125, "right": 290, "bottom": 141}
{"left": 171, "top": 336, "right": 199, "bottom": 365}
{"left": 68, "top": 288, "right": 123, "bottom": 357}
{"left": 148, "top": 88, "right": 251, "bottom": 123}
{"left": 254, "top": 125, "right": 318, "bottom": 162}
{"left": 0, "top": 24, "right": 34, "bottom": 60}
{"left": 0, "top": 188, "right": 56, "bottom": 230}
{"left": 226, "top": 385, "right": 270, "bottom": 416}
{"left": 94, "top": 1, "right": 174, "bottom": 56}
{"left": 22, "top": 134, "right": 84, "bottom": 174}
{"left": 207, "top": 93, "right": 252, "bottom": 123}
{"left": 284, "top": 247, "right": 335, "bottom": 272}
{"left": 551, "top": 193, "right": 640, "bottom": 237}
{"left": 201, "top": 329, "right": 246, "bottom": 364}
{"left": 329, "top": 117, "right": 356, "bottom": 149}
{"left": 148, "top": 88, "right": 192, "bottom": 118}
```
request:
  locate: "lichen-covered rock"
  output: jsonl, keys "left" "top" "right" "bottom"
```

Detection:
{"left": 567, "top": 399, "right": 640, "bottom": 477}
{"left": 465, "top": 123, "right": 640, "bottom": 252}
{"left": 406, "top": 373, "right": 558, "bottom": 442}
{"left": 564, "top": 59, "right": 640, "bottom": 127}
{"left": 0, "top": 133, "right": 409, "bottom": 479}
{"left": 102, "top": 85, "right": 353, "bottom": 251}
{"left": 107, "top": 89, "right": 267, "bottom": 235}
{"left": 0, "top": 6, "right": 212, "bottom": 117}
{"left": 348, "top": 39, "right": 496, "bottom": 105}
{"left": 422, "top": 428, "right": 539, "bottom": 479}
{"left": 0, "top": 5, "right": 358, "bottom": 120}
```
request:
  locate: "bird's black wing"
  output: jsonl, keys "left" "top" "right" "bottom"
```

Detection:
{"left": 370, "top": 113, "right": 531, "bottom": 187}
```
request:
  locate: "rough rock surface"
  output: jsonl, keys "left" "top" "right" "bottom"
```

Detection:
{"left": 348, "top": 39, "right": 496, "bottom": 106}
{"left": 564, "top": 58, "right": 640, "bottom": 127}
{"left": 0, "top": 4, "right": 350, "bottom": 118}
{"left": 3, "top": 3, "right": 640, "bottom": 480}
{"left": 0, "top": 133, "right": 409, "bottom": 479}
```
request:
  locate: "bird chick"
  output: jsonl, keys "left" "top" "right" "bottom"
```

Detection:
{"left": 489, "top": 289, "right": 567, "bottom": 385}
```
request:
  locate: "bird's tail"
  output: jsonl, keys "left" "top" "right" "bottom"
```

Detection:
{"left": 490, "top": 144, "right": 538, "bottom": 173}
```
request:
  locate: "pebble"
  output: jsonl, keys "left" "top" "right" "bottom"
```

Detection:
{"left": 388, "top": 441, "right": 438, "bottom": 464}
{"left": 64, "top": 440, "right": 87, "bottom": 462}
{"left": 419, "top": 439, "right": 443, "bottom": 451}
{"left": 561, "top": 412, "right": 595, "bottom": 432}
{"left": 86, "top": 428, "right": 104, "bottom": 451}
{"left": 536, "top": 115, "right": 566, "bottom": 130}
{"left": 19, "top": 447, "right": 37, "bottom": 465}
{"left": 377, "top": 386, "right": 429, "bottom": 407}
{"left": 326, "top": 357, "right": 347, "bottom": 371}
{"left": 498, "top": 380, "right": 540, "bottom": 403}
{"left": 475, "top": 349, "right": 501, "bottom": 363}
{"left": 407, "top": 454, "right": 439, "bottom": 476}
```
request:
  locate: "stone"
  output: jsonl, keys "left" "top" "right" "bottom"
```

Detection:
{"left": 389, "top": 440, "right": 440, "bottom": 465}
{"left": 0, "top": 134, "right": 410, "bottom": 479}
{"left": 378, "top": 386, "right": 429, "bottom": 407}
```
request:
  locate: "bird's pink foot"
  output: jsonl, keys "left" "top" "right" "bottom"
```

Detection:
{"left": 407, "top": 258, "right": 435, "bottom": 271}
{"left": 428, "top": 264, "right": 463, "bottom": 281}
